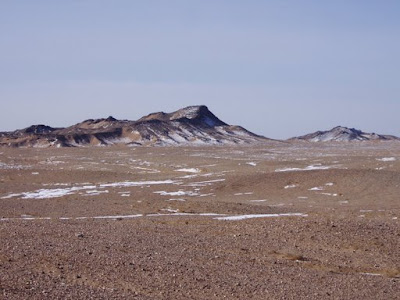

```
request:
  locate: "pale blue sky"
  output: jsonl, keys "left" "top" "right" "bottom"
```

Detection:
{"left": 1, "top": 0, "right": 399, "bottom": 138}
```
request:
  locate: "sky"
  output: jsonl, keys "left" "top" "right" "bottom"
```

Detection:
{"left": 0, "top": 0, "right": 399, "bottom": 139}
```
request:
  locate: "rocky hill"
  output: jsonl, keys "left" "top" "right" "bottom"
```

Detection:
{"left": 290, "top": 126, "right": 400, "bottom": 142}
{"left": 0, "top": 105, "right": 269, "bottom": 148}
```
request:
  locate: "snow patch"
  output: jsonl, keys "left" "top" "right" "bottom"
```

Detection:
{"left": 100, "top": 180, "right": 178, "bottom": 188}
{"left": 175, "top": 168, "right": 201, "bottom": 173}
{"left": 275, "top": 165, "right": 333, "bottom": 172}
{"left": 284, "top": 184, "right": 298, "bottom": 189}
{"left": 376, "top": 157, "right": 396, "bottom": 162}
{"left": 154, "top": 190, "right": 199, "bottom": 197}
{"left": 215, "top": 213, "right": 307, "bottom": 221}
{"left": 309, "top": 187, "right": 324, "bottom": 191}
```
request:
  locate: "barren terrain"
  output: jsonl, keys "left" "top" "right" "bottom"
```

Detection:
{"left": 0, "top": 141, "right": 399, "bottom": 299}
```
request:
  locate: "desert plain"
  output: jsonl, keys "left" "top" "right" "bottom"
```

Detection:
{"left": 0, "top": 141, "right": 399, "bottom": 299}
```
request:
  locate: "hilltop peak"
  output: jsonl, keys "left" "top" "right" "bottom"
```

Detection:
{"left": 20, "top": 125, "right": 57, "bottom": 135}
{"left": 139, "top": 105, "right": 227, "bottom": 127}
{"left": 291, "top": 126, "right": 399, "bottom": 142}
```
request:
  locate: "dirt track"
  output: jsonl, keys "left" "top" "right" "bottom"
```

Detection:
{"left": 0, "top": 142, "right": 399, "bottom": 299}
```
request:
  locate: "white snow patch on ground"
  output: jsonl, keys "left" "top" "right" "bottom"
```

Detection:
{"left": 309, "top": 187, "right": 324, "bottom": 191}
{"left": 3, "top": 180, "right": 179, "bottom": 199}
{"left": 325, "top": 183, "right": 334, "bottom": 186}
{"left": 3, "top": 212, "right": 319, "bottom": 222}
{"left": 215, "top": 213, "right": 307, "bottom": 221}
{"left": 161, "top": 208, "right": 179, "bottom": 213}
{"left": 360, "top": 273, "right": 383, "bottom": 277}
{"left": 275, "top": 165, "right": 333, "bottom": 172}
{"left": 246, "top": 162, "right": 257, "bottom": 166}
{"left": 234, "top": 192, "right": 254, "bottom": 196}
{"left": 198, "top": 193, "right": 215, "bottom": 197}
{"left": 177, "top": 174, "right": 199, "bottom": 179}
{"left": 0, "top": 163, "right": 27, "bottom": 170}
{"left": 146, "top": 213, "right": 224, "bottom": 217}
{"left": 154, "top": 190, "right": 199, "bottom": 197}
{"left": 100, "top": 180, "right": 179, "bottom": 188}
{"left": 3, "top": 186, "right": 97, "bottom": 200}
{"left": 376, "top": 157, "right": 396, "bottom": 162}
{"left": 92, "top": 214, "right": 143, "bottom": 220}
{"left": 284, "top": 184, "right": 298, "bottom": 189}
{"left": 83, "top": 190, "right": 109, "bottom": 196}
{"left": 175, "top": 168, "right": 201, "bottom": 173}
{"left": 298, "top": 196, "right": 308, "bottom": 199}
{"left": 320, "top": 193, "right": 338, "bottom": 197}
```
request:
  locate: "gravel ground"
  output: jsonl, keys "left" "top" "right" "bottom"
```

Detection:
{"left": 0, "top": 143, "right": 399, "bottom": 299}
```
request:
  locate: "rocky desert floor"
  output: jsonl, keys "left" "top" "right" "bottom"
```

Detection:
{"left": 0, "top": 142, "right": 399, "bottom": 299}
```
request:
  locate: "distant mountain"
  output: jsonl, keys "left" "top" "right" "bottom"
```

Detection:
{"left": 290, "top": 126, "right": 400, "bottom": 142}
{"left": 0, "top": 105, "right": 270, "bottom": 148}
